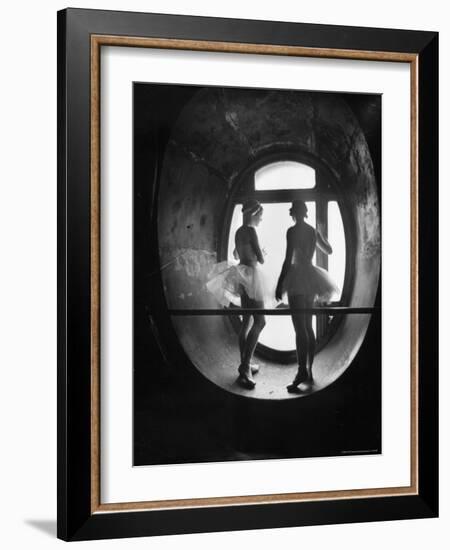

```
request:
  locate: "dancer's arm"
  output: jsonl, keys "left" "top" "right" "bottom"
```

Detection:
{"left": 275, "top": 228, "right": 294, "bottom": 301}
{"left": 316, "top": 226, "right": 333, "bottom": 255}
{"left": 249, "top": 227, "right": 265, "bottom": 264}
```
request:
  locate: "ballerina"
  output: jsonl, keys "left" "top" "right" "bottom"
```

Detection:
{"left": 206, "top": 199, "right": 271, "bottom": 389}
{"left": 275, "top": 200, "right": 339, "bottom": 393}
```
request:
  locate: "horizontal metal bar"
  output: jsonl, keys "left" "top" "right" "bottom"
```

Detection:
{"left": 168, "top": 307, "right": 378, "bottom": 315}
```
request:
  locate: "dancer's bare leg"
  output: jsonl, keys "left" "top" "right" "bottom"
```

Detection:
{"left": 238, "top": 293, "right": 265, "bottom": 389}
{"left": 239, "top": 314, "right": 252, "bottom": 363}
{"left": 304, "top": 297, "right": 315, "bottom": 382}
{"left": 292, "top": 315, "right": 308, "bottom": 376}
{"left": 239, "top": 316, "right": 259, "bottom": 374}
{"left": 241, "top": 313, "right": 265, "bottom": 366}
{"left": 287, "top": 294, "right": 309, "bottom": 392}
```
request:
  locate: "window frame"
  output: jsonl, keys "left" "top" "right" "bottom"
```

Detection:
{"left": 219, "top": 149, "right": 357, "bottom": 363}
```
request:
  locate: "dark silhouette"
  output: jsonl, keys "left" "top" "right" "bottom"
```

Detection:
{"left": 207, "top": 199, "right": 269, "bottom": 389}
{"left": 276, "top": 200, "right": 338, "bottom": 393}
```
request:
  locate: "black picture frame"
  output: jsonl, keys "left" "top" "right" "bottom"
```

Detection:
{"left": 57, "top": 8, "right": 438, "bottom": 541}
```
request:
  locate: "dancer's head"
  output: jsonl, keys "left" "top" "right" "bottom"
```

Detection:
{"left": 242, "top": 199, "right": 263, "bottom": 226}
{"left": 290, "top": 200, "right": 308, "bottom": 222}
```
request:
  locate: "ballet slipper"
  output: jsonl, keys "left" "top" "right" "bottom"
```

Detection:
{"left": 287, "top": 383, "right": 303, "bottom": 394}
{"left": 250, "top": 363, "right": 260, "bottom": 375}
{"left": 238, "top": 374, "right": 256, "bottom": 390}
{"left": 238, "top": 364, "right": 256, "bottom": 389}
{"left": 287, "top": 368, "right": 308, "bottom": 393}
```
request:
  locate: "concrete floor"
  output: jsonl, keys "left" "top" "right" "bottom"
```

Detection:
{"left": 173, "top": 313, "right": 371, "bottom": 401}
{"left": 211, "top": 349, "right": 320, "bottom": 400}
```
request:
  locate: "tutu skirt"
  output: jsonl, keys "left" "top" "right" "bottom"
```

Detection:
{"left": 283, "top": 262, "right": 339, "bottom": 303}
{"left": 206, "top": 261, "right": 273, "bottom": 307}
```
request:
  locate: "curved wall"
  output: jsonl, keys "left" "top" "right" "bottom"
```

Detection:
{"left": 157, "top": 88, "right": 380, "bottom": 399}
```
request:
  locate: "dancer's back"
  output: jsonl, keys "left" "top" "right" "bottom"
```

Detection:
{"left": 290, "top": 222, "right": 316, "bottom": 264}
{"left": 235, "top": 225, "right": 260, "bottom": 266}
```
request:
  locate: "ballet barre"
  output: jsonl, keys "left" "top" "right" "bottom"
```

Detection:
{"left": 168, "top": 307, "right": 379, "bottom": 315}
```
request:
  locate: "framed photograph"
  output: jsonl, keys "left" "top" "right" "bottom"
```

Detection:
{"left": 57, "top": 8, "right": 438, "bottom": 541}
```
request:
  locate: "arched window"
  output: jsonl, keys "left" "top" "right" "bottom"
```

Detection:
{"left": 223, "top": 155, "right": 349, "bottom": 362}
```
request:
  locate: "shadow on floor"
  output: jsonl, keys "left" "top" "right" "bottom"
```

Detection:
{"left": 25, "top": 519, "right": 56, "bottom": 538}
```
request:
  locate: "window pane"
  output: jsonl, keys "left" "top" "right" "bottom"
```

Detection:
{"left": 327, "top": 201, "right": 346, "bottom": 301}
{"left": 255, "top": 161, "right": 316, "bottom": 190}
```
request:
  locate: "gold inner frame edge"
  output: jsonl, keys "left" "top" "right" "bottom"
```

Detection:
{"left": 90, "top": 34, "right": 419, "bottom": 514}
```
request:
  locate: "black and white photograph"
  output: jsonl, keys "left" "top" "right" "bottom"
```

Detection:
{"left": 133, "top": 83, "right": 382, "bottom": 466}
{"left": 0, "top": 0, "right": 444, "bottom": 547}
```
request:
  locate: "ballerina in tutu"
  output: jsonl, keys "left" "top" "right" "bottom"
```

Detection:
{"left": 275, "top": 200, "right": 339, "bottom": 393}
{"left": 206, "top": 199, "right": 271, "bottom": 389}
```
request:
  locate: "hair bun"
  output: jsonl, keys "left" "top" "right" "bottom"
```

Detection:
{"left": 291, "top": 200, "right": 307, "bottom": 216}
{"left": 242, "top": 199, "right": 262, "bottom": 215}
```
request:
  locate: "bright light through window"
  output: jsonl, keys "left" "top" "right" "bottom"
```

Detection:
{"left": 255, "top": 161, "right": 316, "bottom": 190}
{"left": 327, "top": 201, "right": 345, "bottom": 301}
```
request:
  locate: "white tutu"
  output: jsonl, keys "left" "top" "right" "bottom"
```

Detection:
{"left": 283, "top": 262, "right": 339, "bottom": 303}
{"left": 206, "top": 261, "right": 274, "bottom": 307}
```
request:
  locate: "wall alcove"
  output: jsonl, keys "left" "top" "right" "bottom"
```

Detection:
{"left": 157, "top": 87, "right": 380, "bottom": 400}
